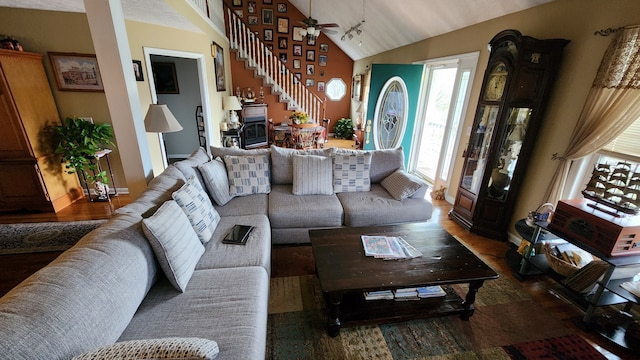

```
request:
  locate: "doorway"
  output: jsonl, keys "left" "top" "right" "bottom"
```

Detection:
{"left": 144, "top": 48, "right": 212, "bottom": 168}
{"left": 409, "top": 52, "right": 479, "bottom": 198}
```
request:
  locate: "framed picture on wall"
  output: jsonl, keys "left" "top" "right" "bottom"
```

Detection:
{"left": 132, "top": 60, "right": 144, "bottom": 81}
{"left": 293, "top": 44, "right": 302, "bottom": 56}
{"left": 212, "top": 42, "right": 226, "bottom": 92}
{"left": 306, "top": 50, "right": 315, "bottom": 61}
{"left": 277, "top": 17, "right": 289, "bottom": 33}
{"left": 317, "top": 81, "right": 325, "bottom": 92}
{"left": 264, "top": 28, "right": 273, "bottom": 41}
{"left": 262, "top": 8, "right": 274, "bottom": 25}
{"left": 305, "top": 78, "right": 314, "bottom": 87}
{"left": 248, "top": 15, "right": 258, "bottom": 25}
{"left": 293, "top": 59, "right": 301, "bottom": 69}
{"left": 278, "top": 37, "right": 288, "bottom": 49}
{"left": 293, "top": 27, "right": 305, "bottom": 41}
{"left": 277, "top": 3, "right": 287, "bottom": 12}
{"left": 233, "top": 0, "right": 242, "bottom": 6}
{"left": 320, "top": 43, "right": 329, "bottom": 52}
{"left": 248, "top": 1, "right": 257, "bottom": 13}
{"left": 48, "top": 52, "right": 104, "bottom": 92}
{"left": 152, "top": 62, "right": 179, "bottom": 94}
{"left": 318, "top": 55, "right": 327, "bottom": 66}
{"left": 307, "top": 36, "right": 316, "bottom": 46}
{"left": 263, "top": 0, "right": 273, "bottom": 4}
{"left": 306, "top": 64, "right": 314, "bottom": 75}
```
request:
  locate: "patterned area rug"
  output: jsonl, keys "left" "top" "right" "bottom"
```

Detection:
{"left": 266, "top": 274, "right": 607, "bottom": 359}
{"left": 0, "top": 220, "right": 107, "bottom": 255}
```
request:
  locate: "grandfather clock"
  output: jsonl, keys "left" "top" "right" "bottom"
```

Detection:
{"left": 449, "top": 30, "right": 569, "bottom": 240}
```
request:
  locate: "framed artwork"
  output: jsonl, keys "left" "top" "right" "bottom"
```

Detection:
{"left": 264, "top": 28, "right": 273, "bottom": 41}
{"left": 320, "top": 43, "right": 329, "bottom": 52}
{"left": 306, "top": 64, "right": 314, "bottom": 75}
{"left": 132, "top": 60, "right": 144, "bottom": 81}
{"left": 319, "top": 69, "right": 324, "bottom": 76}
{"left": 307, "top": 36, "right": 316, "bottom": 46}
{"left": 212, "top": 42, "right": 226, "bottom": 92}
{"left": 318, "top": 55, "right": 327, "bottom": 66}
{"left": 262, "top": 9, "right": 274, "bottom": 25}
{"left": 293, "top": 44, "right": 302, "bottom": 56}
{"left": 266, "top": 44, "right": 274, "bottom": 51}
{"left": 152, "top": 62, "right": 179, "bottom": 94}
{"left": 293, "top": 59, "right": 301, "bottom": 69}
{"left": 234, "top": 9, "right": 243, "bottom": 18}
{"left": 294, "top": 72, "right": 302, "bottom": 80}
{"left": 305, "top": 78, "right": 314, "bottom": 87}
{"left": 352, "top": 74, "right": 362, "bottom": 100}
{"left": 277, "top": 17, "right": 289, "bottom": 33}
{"left": 248, "top": 15, "right": 258, "bottom": 25}
{"left": 317, "top": 81, "right": 325, "bottom": 92}
{"left": 278, "top": 37, "right": 288, "bottom": 49}
{"left": 48, "top": 52, "right": 104, "bottom": 91}
{"left": 306, "top": 50, "right": 315, "bottom": 61}
{"left": 293, "top": 27, "right": 305, "bottom": 41}
{"left": 233, "top": 0, "right": 242, "bottom": 6}
{"left": 247, "top": 1, "right": 257, "bottom": 13}
{"left": 279, "top": 52, "right": 287, "bottom": 63}
{"left": 263, "top": 0, "right": 272, "bottom": 4}
{"left": 277, "top": 3, "right": 287, "bottom": 12}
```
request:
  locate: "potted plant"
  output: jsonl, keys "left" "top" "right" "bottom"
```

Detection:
{"left": 334, "top": 118, "right": 354, "bottom": 139}
{"left": 53, "top": 117, "right": 115, "bottom": 200}
{"left": 289, "top": 110, "right": 309, "bottom": 124}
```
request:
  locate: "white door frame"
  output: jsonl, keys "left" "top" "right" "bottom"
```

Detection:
{"left": 143, "top": 47, "right": 213, "bottom": 167}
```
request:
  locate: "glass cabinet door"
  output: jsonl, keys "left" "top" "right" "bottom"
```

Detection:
{"left": 485, "top": 107, "right": 532, "bottom": 200}
{"left": 461, "top": 105, "right": 499, "bottom": 194}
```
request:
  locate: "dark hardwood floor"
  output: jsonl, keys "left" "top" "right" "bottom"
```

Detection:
{"left": 0, "top": 194, "right": 635, "bottom": 359}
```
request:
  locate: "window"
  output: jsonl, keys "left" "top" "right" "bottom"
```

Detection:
{"left": 373, "top": 76, "right": 408, "bottom": 149}
{"left": 326, "top": 78, "right": 346, "bottom": 100}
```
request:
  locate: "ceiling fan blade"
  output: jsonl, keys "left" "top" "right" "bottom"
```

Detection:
{"left": 321, "top": 29, "right": 339, "bottom": 35}
{"left": 317, "top": 23, "right": 339, "bottom": 28}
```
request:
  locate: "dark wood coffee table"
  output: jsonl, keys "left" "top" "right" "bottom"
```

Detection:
{"left": 310, "top": 222, "right": 498, "bottom": 336}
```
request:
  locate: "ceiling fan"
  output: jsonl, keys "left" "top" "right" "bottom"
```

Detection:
{"left": 298, "top": 0, "right": 339, "bottom": 39}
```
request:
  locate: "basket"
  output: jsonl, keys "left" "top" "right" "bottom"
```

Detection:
{"left": 542, "top": 243, "right": 580, "bottom": 277}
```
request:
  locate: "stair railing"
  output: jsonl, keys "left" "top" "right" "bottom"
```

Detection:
{"left": 226, "top": 7, "right": 324, "bottom": 123}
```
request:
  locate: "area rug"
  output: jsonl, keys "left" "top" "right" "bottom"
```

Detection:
{"left": 266, "top": 275, "right": 607, "bottom": 359}
{"left": 0, "top": 220, "right": 107, "bottom": 255}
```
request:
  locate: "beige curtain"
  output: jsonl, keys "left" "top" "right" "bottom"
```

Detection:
{"left": 544, "top": 25, "right": 640, "bottom": 203}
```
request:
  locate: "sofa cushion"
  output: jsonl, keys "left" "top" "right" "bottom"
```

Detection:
{"left": 338, "top": 184, "right": 433, "bottom": 227}
{"left": 142, "top": 200, "right": 204, "bottom": 292}
{"left": 198, "top": 157, "right": 234, "bottom": 206}
{"left": 270, "top": 145, "right": 332, "bottom": 184}
{"left": 224, "top": 154, "right": 271, "bottom": 196}
{"left": 118, "top": 267, "right": 269, "bottom": 360}
{"left": 72, "top": 337, "right": 219, "bottom": 360}
{"left": 292, "top": 154, "right": 333, "bottom": 195}
{"left": 214, "top": 194, "right": 269, "bottom": 217}
{"left": 381, "top": 169, "right": 426, "bottom": 200}
{"left": 332, "top": 152, "right": 372, "bottom": 193}
{"left": 268, "top": 184, "right": 343, "bottom": 228}
{"left": 172, "top": 177, "right": 221, "bottom": 244}
{"left": 196, "top": 215, "right": 271, "bottom": 272}
{"left": 114, "top": 165, "right": 186, "bottom": 218}
{"left": 173, "top": 147, "right": 211, "bottom": 190}
{"left": 210, "top": 145, "right": 270, "bottom": 160}
{"left": 333, "top": 147, "right": 404, "bottom": 183}
{"left": 0, "top": 213, "right": 158, "bottom": 360}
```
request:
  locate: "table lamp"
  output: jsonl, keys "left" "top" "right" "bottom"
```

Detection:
{"left": 224, "top": 95, "right": 243, "bottom": 129}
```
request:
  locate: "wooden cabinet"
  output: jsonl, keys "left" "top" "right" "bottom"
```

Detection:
{"left": 449, "top": 30, "right": 569, "bottom": 240}
{"left": 0, "top": 49, "right": 82, "bottom": 212}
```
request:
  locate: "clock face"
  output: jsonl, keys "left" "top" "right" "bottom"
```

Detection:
{"left": 484, "top": 63, "right": 508, "bottom": 101}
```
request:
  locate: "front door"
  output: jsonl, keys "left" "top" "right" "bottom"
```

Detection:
{"left": 363, "top": 64, "right": 425, "bottom": 168}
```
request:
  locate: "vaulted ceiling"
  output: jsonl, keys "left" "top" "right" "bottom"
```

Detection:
{"left": 0, "top": 0, "right": 553, "bottom": 60}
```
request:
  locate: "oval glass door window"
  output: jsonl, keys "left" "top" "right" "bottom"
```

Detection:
{"left": 373, "top": 76, "right": 408, "bottom": 149}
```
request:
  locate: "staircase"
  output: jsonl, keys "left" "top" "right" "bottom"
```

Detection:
{"left": 226, "top": 7, "right": 324, "bottom": 122}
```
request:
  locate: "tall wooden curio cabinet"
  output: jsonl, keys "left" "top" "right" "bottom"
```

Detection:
{"left": 449, "top": 30, "right": 569, "bottom": 240}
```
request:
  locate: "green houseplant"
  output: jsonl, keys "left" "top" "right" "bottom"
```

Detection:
{"left": 53, "top": 117, "right": 115, "bottom": 198}
{"left": 334, "top": 118, "right": 354, "bottom": 140}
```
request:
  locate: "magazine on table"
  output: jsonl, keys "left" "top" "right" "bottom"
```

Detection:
{"left": 361, "top": 235, "right": 422, "bottom": 260}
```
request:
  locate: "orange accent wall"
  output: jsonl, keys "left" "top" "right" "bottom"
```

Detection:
{"left": 224, "top": 0, "right": 353, "bottom": 132}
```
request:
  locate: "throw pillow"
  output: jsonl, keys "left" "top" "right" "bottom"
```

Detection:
{"left": 333, "top": 152, "right": 372, "bottom": 193}
{"left": 172, "top": 176, "right": 221, "bottom": 244}
{"left": 198, "top": 157, "right": 234, "bottom": 206}
{"left": 72, "top": 337, "right": 219, "bottom": 360}
{"left": 271, "top": 145, "right": 332, "bottom": 184}
{"left": 381, "top": 169, "right": 425, "bottom": 200}
{"left": 173, "top": 147, "right": 211, "bottom": 190}
{"left": 292, "top": 154, "right": 333, "bottom": 195}
{"left": 224, "top": 154, "right": 271, "bottom": 196}
{"left": 142, "top": 200, "right": 204, "bottom": 292}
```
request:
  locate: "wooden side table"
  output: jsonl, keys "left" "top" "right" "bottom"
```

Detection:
{"left": 81, "top": 149, "right": 118, "bottom": 202}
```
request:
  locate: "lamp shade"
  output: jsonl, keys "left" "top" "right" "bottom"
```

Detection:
{"left": 223, "top": 96, "right": 243, "bottom": 111}
{"left": 144, "top": 104, "right": 183, "bottom": 133}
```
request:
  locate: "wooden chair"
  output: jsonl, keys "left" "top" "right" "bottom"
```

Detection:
{"left": 292, "top": 123, "right": 318, "bottom": 150}
{"left": 314, "top": 118, "right": 330, "bottom": 148}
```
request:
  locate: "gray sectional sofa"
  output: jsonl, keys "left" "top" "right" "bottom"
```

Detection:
{"left": 0, "top": 145, "right": 432, "bottom": 359}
